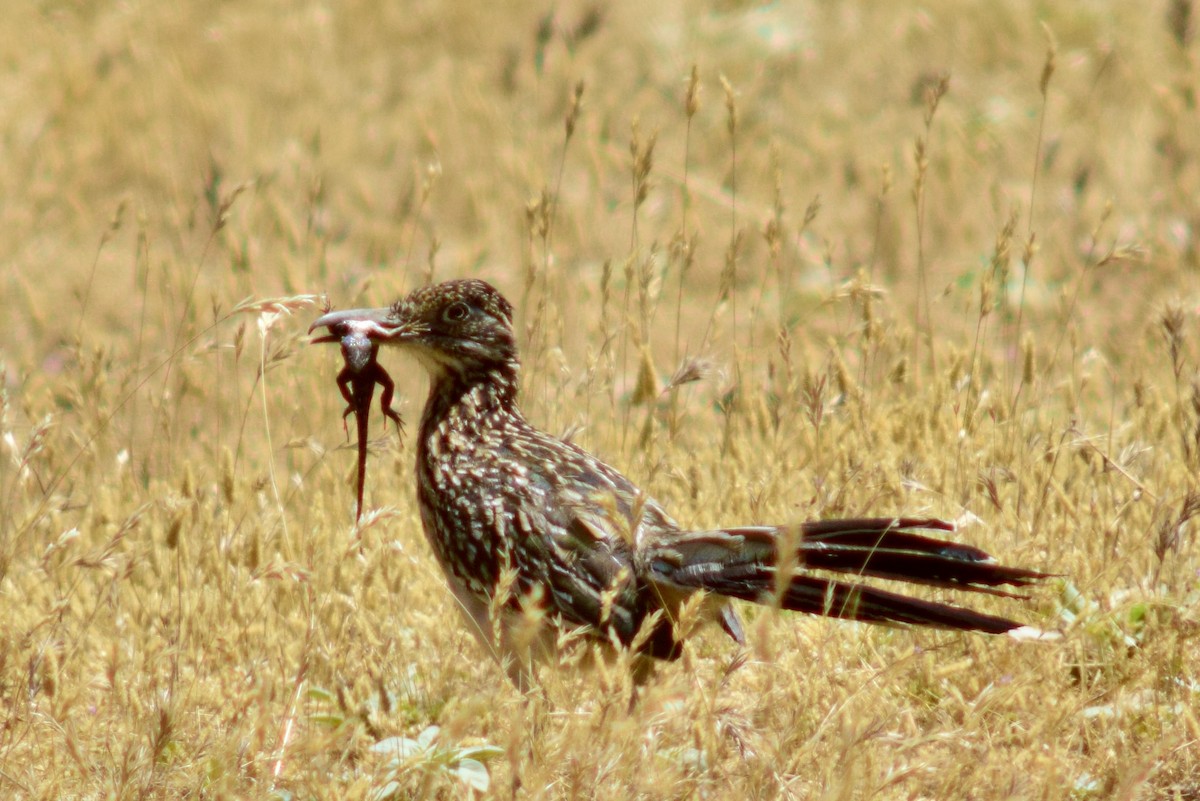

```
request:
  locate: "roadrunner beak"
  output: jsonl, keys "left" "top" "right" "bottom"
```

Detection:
{"left": 308, "top": 307, "right": 406, "bottom": 345}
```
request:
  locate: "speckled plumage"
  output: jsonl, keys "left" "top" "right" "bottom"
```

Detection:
{"left": 311, "top": 279, "right": 1048, "bottom": 687}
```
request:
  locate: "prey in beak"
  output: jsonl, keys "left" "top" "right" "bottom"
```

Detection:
{"left": 309, "top": 307, "right": 405, "bottom": 524}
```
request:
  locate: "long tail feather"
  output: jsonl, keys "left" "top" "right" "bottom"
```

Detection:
{"left": 794, "top": 517, "right": 1047, "bottom": 587}
{"left": 678, "top": 562, "right": 1024, "bottom": 633}
{"left": 646, "top": 517, "right": 1048, "bottom": 633}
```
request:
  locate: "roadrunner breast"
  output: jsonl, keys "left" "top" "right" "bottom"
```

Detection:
{"left": 310, "top": 278, "right": 1049, "bottom": 687}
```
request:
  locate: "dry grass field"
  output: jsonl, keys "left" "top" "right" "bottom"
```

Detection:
{"left": 3, "top": 1, "right": 1199, "bottom": 798}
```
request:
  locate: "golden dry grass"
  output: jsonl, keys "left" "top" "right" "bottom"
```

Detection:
{"left": 2, "top": 1, "right": 1199, "bottom": 798}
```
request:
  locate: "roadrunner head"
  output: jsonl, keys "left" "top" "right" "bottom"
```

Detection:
{"left": 311, "top": 279, "right": 518, "bottom": 382}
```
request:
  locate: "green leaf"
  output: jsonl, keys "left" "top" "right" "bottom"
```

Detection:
{"left": 309, "top": 713, "right": 345, "bottom": 729}
{"left": 454, "top": 758, "right": 490, "bottom": 792}
{"left": 306, "top": 686, "right": 335, "bottom": 703}
{"left": 458, "top": 744, "right": 504, "bottom": 762}
{"left": 416, "top": 725, "right": 440, "bottom": 749}
{"left": 371, "top": 736, "right": 423, "bottom": 759}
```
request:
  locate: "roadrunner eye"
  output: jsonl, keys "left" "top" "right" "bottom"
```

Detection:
{"left": 444, "top": 302, "right": 470, "bottom": 322}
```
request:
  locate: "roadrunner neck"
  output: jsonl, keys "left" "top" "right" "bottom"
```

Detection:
{"left": 418, "top": 360, "right": 522, "bottom": 444}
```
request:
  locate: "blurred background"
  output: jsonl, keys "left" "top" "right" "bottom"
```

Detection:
{"left": 1, "top": 2, "right": 1197, "bottom": 798}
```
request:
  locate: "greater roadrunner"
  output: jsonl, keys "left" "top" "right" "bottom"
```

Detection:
{"left": 311, "top": 279, "right": 1047, "bottom": 687}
